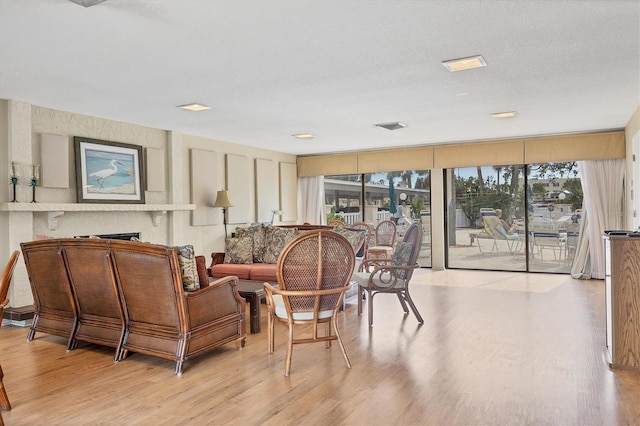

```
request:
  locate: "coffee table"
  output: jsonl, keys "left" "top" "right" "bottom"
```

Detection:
{"left": 236, "top": 280, "right": 278, "bottom": 334}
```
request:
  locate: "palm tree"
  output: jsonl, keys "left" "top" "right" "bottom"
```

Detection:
{"left": 477, "top": 167, "right": 484, "bottom": 196}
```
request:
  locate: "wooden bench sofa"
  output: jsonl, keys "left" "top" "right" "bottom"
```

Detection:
{"left": 21, "top": 238, "right": 246, "bottom": 375}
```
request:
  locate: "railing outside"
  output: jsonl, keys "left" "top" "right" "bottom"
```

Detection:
{"left": 335, "top": 210, "right": 392, "bottom": 225}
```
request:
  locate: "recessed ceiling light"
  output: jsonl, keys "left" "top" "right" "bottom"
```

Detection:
{"left": 490, "top": 111, "right": 518, "bottom": 119}
{"left": 374, "top": 122, "right": 407, "bottom": 131}
{"left": 442, "top": 55, "right": 487, "bottom": 72}
{"left": 178, "top": 103, "right": 211, "bottom": 112}
{"left": 293, "top": 133, "right": 314, "bottom": 139}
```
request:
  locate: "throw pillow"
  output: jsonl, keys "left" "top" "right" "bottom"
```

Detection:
{"left": 236, "top": 224, "right": 266, "bottom": 263}
{"left": 391, "top": 241, "right": 413, "bottom": 280}
{"left": 263, "top": 226, "right": 298, "bottom": 264}
{"left": 224, "top": 237, "right": 254, "bottom": 264}
{"left": 332, "top": 227, "right": 365, "bottom": 254}
{"left": 175, "top": 244, "right": 199, "bottom": 292}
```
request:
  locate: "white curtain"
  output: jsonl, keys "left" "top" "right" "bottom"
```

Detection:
{"left": 297, "top": 176, "right": 326, "bottom": 225}
{"left": 571, "top": 159, "right": 624, "bottom": 279}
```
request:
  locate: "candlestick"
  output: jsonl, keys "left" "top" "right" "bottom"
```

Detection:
{"left": 30, "top": 165, "right": 39, "bottom": 203}
{"left": 9, "top": 161, "right": 18, "bottom": 202}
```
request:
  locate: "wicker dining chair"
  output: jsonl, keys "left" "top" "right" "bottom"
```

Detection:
{"left": 350, "top": 221, "right": 373, "bottom": 258}
{"left": 353, "top": 222, "right": 423, "bottom": 327}
{"left": 264, "top": 230, "right": 355, "bottom": 376}
{"left": 0, "top": 250, "right": 20, "bottom": 411}
{"left": 328, "top": 219, "right": 346, "bottom": 227}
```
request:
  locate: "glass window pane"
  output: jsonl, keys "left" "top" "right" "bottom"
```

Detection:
{"left": 324, "top": 171, "right": 431, "bottom": 268}
{"left": 447, "top": 165, "right": 526, "bottom": 272}
{"left": 527, "top": 162, "right": 582, "bottom": 273}
{"left": 324, "top": 174, "right": 363, "bottom": 225}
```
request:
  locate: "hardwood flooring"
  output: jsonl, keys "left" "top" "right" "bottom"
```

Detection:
{"left": 1, "top": 269, "right": 639, "bottom": 425}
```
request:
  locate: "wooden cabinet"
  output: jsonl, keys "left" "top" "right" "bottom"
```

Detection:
{"left": 603, "top": 234, "right": 640, "bottom": 370}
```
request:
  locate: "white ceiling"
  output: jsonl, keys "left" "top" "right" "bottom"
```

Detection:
{"left": 1, "top": 0, "right": 639, "bottom": 156}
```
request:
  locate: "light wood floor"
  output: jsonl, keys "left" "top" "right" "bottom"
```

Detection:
{"left": 1, "top": 269, "right": 640, "bottom": 425}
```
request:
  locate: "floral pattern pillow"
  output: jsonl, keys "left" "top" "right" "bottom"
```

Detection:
{"left": 332, "top": 227, "right": 366, "bottom": 253}
{"left": 224, "top": 237, "right": 254, "bottom": 264}
{"left": 175, "top": 244, "right": 199, "bottom": 292}
{"left": 391, "top": 241, "right": 413, "bottom": 280}
{"left": 235, "top": 224, "right": 266, "bottom": 263}
{"left": 263, "top": 226, "right": 298, "bottom": 264}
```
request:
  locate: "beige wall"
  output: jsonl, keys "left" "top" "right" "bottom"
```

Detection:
{"left": 0, "top": 100, "right": 296, "bottom": 308}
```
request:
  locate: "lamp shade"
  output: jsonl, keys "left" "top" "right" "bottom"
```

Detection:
{"left": 213, "top": 190, "right": 233, "bottom": 208}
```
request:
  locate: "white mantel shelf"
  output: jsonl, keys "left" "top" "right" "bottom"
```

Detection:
{"left": 0, "top": 203, "right": 196, "bottom": 230}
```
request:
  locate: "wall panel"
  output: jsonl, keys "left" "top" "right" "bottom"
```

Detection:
{"left": 255, "top": 158, "right": 279, "bottom": 223}
{"left": 226, "top": 154, "right": 252, "bottom": 224}
{"left": 190, "top": 149, "right": 217, "bottom": 226}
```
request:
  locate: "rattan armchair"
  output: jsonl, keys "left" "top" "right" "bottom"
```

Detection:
{"left": 264, "top": 230, "right": 355, "bottom": 376}
{"left": 353, "top": 222, "right": 423, "bottom": 327}
{"left": 368, "top": 219, "right": 397, "bottom": 258}
{"left": 0, "top": 250, "right": 19, "bottom": 412}
{"left": 110, "top": 240, "right": 246, "bottom": 375}
{"left": 350, "top": 221, "right": 372, "bottom": 257}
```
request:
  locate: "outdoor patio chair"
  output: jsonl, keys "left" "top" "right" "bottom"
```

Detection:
{"left": 476, "top": 213, "right": 522, "bottom": 255}
{"left": 532, "top": 222, "right": 566, "bottom": 262}
{"left": 263, "top": 230, "right": 355, "bottom": 376}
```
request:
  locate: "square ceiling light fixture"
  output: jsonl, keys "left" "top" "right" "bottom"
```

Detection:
{"left": 374, "top": 122, "right": 407, "bottom": 131}
{"left": 292, "top": 133, "right": 314, "bottom": 139}
{"left": 442, "top": 55, "right": 487, "bottom": 72}
{"left": 178, "top": 103, "right": 211, "bottom": 112}
{"left": 68, "top": 0, "right": 107, "bottom": 7}
{"left": 489, "top": 111, "right": 518, "bottom": 119}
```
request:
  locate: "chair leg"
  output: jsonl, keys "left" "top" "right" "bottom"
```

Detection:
{"left": 284, "top": 324, "right": 294, "bottom": 377}
{"left": 267, "top": 311, "right": 275, "bottom": 353}
{"left": 0, "top": 365, "right": 11, "bottom": 411}
{"left": 324, "top": 323, "right": 331, "bottom": 348}
{"left": 397, "top": 293, "right": 409, "bottom": 314}
{"left": 368, "top": 291, "right": 374, "bottom": 327}
{"left": 357, "top": 285, "right": 363, "bottom": 315}
{"left": 333, "top": 317, "right": 351, "bottom": 369}
{"left": 403, "top": 290, "right": 424, "bottom": 324}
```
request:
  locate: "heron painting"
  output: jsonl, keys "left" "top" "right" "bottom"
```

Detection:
{"left": 89, "top": 159, "right": 126, "bottom": 190}
{"left": 74, "top": 137, "right": 144, "bottom": 203}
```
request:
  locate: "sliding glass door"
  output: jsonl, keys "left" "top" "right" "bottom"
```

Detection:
{"left": 527, "top": 162, "right": 582, "bottom": 273}
{"left": 446, "top": 166, "right": 526, "bottom": 271}
{"left": 445, "top": 162, "right": 582, "bottom": 273}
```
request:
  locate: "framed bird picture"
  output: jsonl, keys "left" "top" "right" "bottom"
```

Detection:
{"left": 74, "top": 137, "right": 145, "bottom": 204}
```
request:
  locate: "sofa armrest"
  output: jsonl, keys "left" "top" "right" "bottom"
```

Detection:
{"left": 184, "top": 276, "right": 246, "bottom": 331}
{"left": 207, "top": 252, "right": 226, "bottom": 277}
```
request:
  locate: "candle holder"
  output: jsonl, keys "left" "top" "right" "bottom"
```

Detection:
{"left": 9, "top": 161, "right": 19, "bottom": 203}
{"left": 30, "top": 165, "right": 40, "bottom": 203}
{"left": 30, "top": 178, "right": 38, "bottom": 203}
{"left": 9, "top": 176, "right": 18, "bottom": 203}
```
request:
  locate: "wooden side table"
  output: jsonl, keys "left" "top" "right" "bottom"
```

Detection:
{"left": 236, "top": 280, "right": 278, "bottom": 334}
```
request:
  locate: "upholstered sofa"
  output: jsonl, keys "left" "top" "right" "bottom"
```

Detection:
{"left": 209, "top": 224, "right": 366, "bottom": 283}
{"left": 21, "top": 238, "right": 246, "bottom": 375}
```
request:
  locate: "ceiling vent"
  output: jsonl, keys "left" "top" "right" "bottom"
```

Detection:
{"left": 68, "top": 0, "right": 107, "bottom": 7}
{"left": 374, "top": 122, "right": 407, "bottom": 131}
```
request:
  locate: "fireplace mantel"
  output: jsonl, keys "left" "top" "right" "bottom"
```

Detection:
{"left": 0, "top": 202, "right": 196, "bottom": 230}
